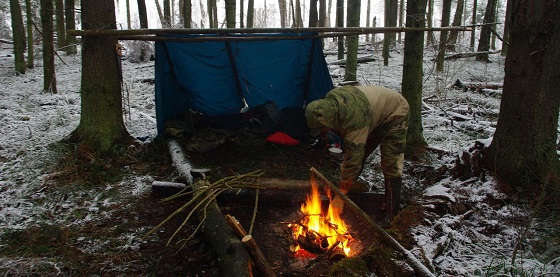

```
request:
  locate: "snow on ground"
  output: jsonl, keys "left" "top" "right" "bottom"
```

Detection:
{"left": 0, "top": 37, "right": 558, "bottom": 275}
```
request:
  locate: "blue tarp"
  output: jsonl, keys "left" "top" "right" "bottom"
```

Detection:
{"left": 155, "top": 33, "right": 334, "bottom": 134}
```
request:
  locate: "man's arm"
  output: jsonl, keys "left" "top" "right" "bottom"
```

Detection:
{"left": 340, "top": 127, "right": 369, "bottom": 192}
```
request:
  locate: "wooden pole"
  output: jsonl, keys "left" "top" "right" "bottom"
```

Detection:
{"left": 309, "top": 167, "right": 436, "bottom": 277}
{"left": 66, "top": 25, "right": 481, "bottom": 37}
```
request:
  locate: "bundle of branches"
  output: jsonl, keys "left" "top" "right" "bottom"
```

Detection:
{"left": 145, "top": 169, "right": 265, "bottom": 248}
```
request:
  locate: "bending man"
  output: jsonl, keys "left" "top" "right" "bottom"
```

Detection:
{"left": 305, "top": 85, "right": 409, "bottom": 218}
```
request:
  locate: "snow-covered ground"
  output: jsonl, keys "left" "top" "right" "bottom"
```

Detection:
{"left": 0, "top": 36, "right": 558, "bottom": 275}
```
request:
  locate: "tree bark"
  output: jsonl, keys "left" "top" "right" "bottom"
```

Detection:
{"left": 383, "top": 0, "right": 397, "bottom": 65}
{"left": 212, "top": 0, "right": 218, "bottom": 27}
{"left": 278, "top": 0, "right": 287, "bottom": 27}
{"left": 247, "top": 0, "right": 254, "bottom": 27}
{"left": 485, "top": 0, "right": 560, "bottom": 193}
{"left": 10, "top": 0, "right": 26, "bottom": 74}
{"left": 344, "top": 0, "right": 360, "bottom": 81}
{"left": 137, "top": 0, "right": 149, "bottom": 28}
{"left": 402, "top": 0, "right": 428, "bottom": 157}
{"left": 308, "top": 0, "right": 318, "bottom": 27}
{"left": 426, "top": 0, "right": 434, "bottom": 45}
{"left": 501, "top": 0, "right": 511, "bottom": 56}
{"left": 397, "top": 0, "right": 404, "bottom": 43}
{"left": 41, "top": 0, "right": 56, "bottom": 92}
{"left": 126, "top": 0, "right": 131, "bottom": 28}
{"left": 327, "top": 0, "right": 332, "bottom": 27}
{"left": 164, "top": 0, "right": 171, "bottom": 26}
{"left": 318, "top": 0, "right": 326, "bottom": 27}
{"left": 295, "top": 0, "right": 303, "bottom": 27}
{"left": 447, "top": 0, "right": 465, "bottom": 51}
{"left": 240, "top": 0, "right": 245, "bottom": 27}
{"left": 55, "top": 0, "right": 66, "bottom": 49}
{"left": 491, "top": 0, "right": 499, "bottom": 50}
{"left": 183, "top": 0, "right": 192, "bottom": 27}
{"left": 225, "top": 0, "right": 236, "bottom": 28}
{"left": 470, "top": 0, "right": 477, "bottom": 50}
{"left": 25, "top": 0, "right": 34, "bottom": 68}
{"left": 65, "top": 0, "right": 77, "bottom": 54}
{"left": 435, "top": 0, "right": 451, "bottom": 72}
{"left": 365, "top": 0, "right": 370, "bottom": 41}
{"left": 155, "top": 0, "right": 167, "bottom": 27}
{"left": 476, "top": 0, "right": 497, "bottom": 62}
{"left": 335, "top": 0, "right": 343, "bottom": 59}
{"left": 72, "top": 0, "right": 131, "bottom": 152}
{"left": 290, "top": 0, "right": 296, "bottom": 26}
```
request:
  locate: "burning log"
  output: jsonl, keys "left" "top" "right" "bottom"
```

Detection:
{"left": 309, "top": 167, "right": 436, "bottom": 277}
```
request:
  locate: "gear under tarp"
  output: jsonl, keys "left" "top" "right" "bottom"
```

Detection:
{"left": 154, "top": 33, "right": 334, "bottom": 134}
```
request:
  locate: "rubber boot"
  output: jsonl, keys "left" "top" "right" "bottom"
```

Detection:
{"left": 384, "top": 177, "right": 402, "bottom": 220}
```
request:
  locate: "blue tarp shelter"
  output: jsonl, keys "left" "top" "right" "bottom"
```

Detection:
{"left": 154, "top": 33, "right": 334, "bottom": 134}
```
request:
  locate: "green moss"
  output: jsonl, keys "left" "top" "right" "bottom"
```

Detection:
{"left": 328, "top": 257, "right": 369, "bottom": 277}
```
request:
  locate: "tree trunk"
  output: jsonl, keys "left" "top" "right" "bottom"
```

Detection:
{"left": 225, "top": 0, "right": 236, "bottom": 28}
{"left": 435, "top": 0, "right": 451, "bottom": 72}
{"left": 126, "top": 0, "right": 131, "bottom": 28}
{"left": 327, "top": 0, "right": 332, "bottom": 27}
{"left": 72, "top": 0, "right": 131, "bottom": 152}
{"left": 295, "top": 0, "right": 303, "bottom": 27}
{"left": 212, "top": 0, "right": 218, "bottom": 27}
{"left": 25, "top": 0, "right": 34, "bottom": 68}
{"left": 179, "top": 0, "right": 184, "bottom": 24}
{"left": 55, "top": 0, "right": 66, "bottom": 49}
{"left": 447, "top": 0, "right": 465, "bottom": 51}
{"left": 344, "top": 0, "right": 360, "bottom": 81}
{"left": 164, "top": 0, "right": 171, "bottom": 26}
{"left": 383, "top": 0, "right": 397, "bottom": 65}
{"left": 10, "top": 0, "right": 26, "bottom": 74}
{"left": 491, "top": 0, "right": 499, "bottom": 50}
{"left": 397, "top": 0, "right": 404, "bottom": 43}
{"left": 402, "top": 0, "right": 428, "bottom": 157}
{"left": 470, "top": 0, "right": 477, "bottom": 50}
{"left": 278, "top": 0, "right": 287, "bottom": 27}
{"left": 247, "top": 0, "right": 254, "bottom": 27}
{"left": 240, "top": 0, "right": 244, "bottom": 27}
{"left": 501, "top": 0, "right": 511, "bottom": 56}
{"left": 426, "top": 0, "right": 434, "bottom": 45}
{"left": 365, "top": 0, "right": 370, "bottom": 41}
{"left": 290, "top": 0, "right": 296, "bottom": 26}
{"left": 485, "top": 0, "right": 560, "bottom": 193}
{"left": 476, "top": 0, "right": 497, "bottom": 62}
{"left": 155, "top": 0, "right": 167, "bottom": 27}
{"left": 335, "top": 0, "right": 343, "bottom": 59}
{"left": 199, "top": 0, "right": 207, "bottom": 27}
{"left": 308, "top": 0, "right": 318, "bottom": 27}
{"left": 65, "top": 0, "right": 77, "bottom": 54}
{"left": 318, "top": 0, "right": 326, "bottom": 27}
{"left": 137, "top": 0, "right": 149, "bottom": 28}
{"left": 41, "top": 0, "right": 56, "bottom": 92}
{"left": 184, "top": 0, "right": 192, "bottom": 27}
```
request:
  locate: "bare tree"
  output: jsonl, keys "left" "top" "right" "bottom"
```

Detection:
{"left": 383, "top": 0, "right": 398, "bottom": 66}
{"left": 41, "top": 0, "right": 56, "bottom": 93}
{"left": 225, "top": 0, "right": 236, "bottom": 27}
{"left": 501, "top": 0, "right": 511, "bottom": 56}
{"left": 25, "top": 0, "right": 34, "bottom": 68}
{"left": 247, "top": 0, "right": 254, "bottom": 27}
{"left": 71, "top": 0, "right": 132, "bottom": 152}
{"left": 435, "top": 0, "right": 451, "bottom": 72}
{"left": 183, "top": 0, "right": 192, "bottom": 27}
{"left": 126, "top": 0, "right": 131, "bottom": 28}
{"left": 366, "top": 0, "right": 371, "bottom": 41}
{"left": 55, "top": 0, "right": 66, "bottom": 49}
{"left": 278, "top": 0, "right": 287, "bottom": 27}
{"left": 318, "top": 0, "right": 326, "bottom": 27}
{"left": 476, "top": 0, "right": 497, "bottom": 62}
{"left": 448, "top": 0, "right": 465, "bottom": 51}
{"left": 295, "top": 0, "right": 303, "bottom": 27}
{"left": 335, "top": 0, "right": 343, "bottom": 59}
{"left": 470, "top": 0, "right": 477, "bottom": 49}
{"left": 426, "top": 0, "right": 434, "bottom": 44}
{"left": 344, "top": 0, "right": 360, "bottom": 81}
{"left": 240, "top": 0, "right": 244, "bottom": 27}
{"left": 397, "top": 0, "right": 404, "bottom": 43}
{"left": 484, "top": 0, "right": 560, "bottom": 193}
{"left": 309, "top": 0, "right": 318, "bottom": 27}
{"left": 402, "top": 0, "right": 428, "bottom": 157}
{"left": 65, "top": 0, "right": 77, "bottom": 54}
{"left": 10, "top": 0, "right": 26, "bottom": 74}
{"left": 137, "top": 0, "right": 149, "bottom": 28}
{"left": 164, "top": 0, "right": 171, "bottom": 26}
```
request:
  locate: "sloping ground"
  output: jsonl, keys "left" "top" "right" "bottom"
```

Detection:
{"left": 0, "top": 38, "right": 559, "bottom": 275}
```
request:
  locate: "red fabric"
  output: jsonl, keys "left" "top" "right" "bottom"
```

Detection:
{"left": 266, "top": 131, "right": 300, "bottom": 145}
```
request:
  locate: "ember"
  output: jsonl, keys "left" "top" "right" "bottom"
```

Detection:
{"left": 288, "top": 177, "right": 354, "bottom": 258}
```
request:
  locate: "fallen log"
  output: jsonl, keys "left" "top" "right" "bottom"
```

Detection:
{"left": 309, "top": 167, "right": 436, "bottom": 277}
{"left": 329, "top": 55, "right": 375, "bottom": 65}
{"left": 443, "top": 50, "right": 500, "bottom": 60}
{"left": 225, "top": 215, "right": 277, "bottom": 277}
{"left": 168, "top": 140, "right": 251, "bottom": 277}
{"left": 452, "top": 79, "right": 503, "bottom": 92}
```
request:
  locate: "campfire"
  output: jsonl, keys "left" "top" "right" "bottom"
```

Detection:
{"left": 288, "top": 177, "right": 354, "bottom": 259}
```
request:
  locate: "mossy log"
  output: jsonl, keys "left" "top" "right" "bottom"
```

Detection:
{"left": 168, "top": 140, "right": 251, "bottom": 277}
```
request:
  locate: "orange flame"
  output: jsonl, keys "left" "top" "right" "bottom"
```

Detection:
{"left": 289, "top": 177, "right": 353, "bottom": 256}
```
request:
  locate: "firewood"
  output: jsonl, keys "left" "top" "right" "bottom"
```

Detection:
{"left": 309, "top": 167, "right": 436, "bottom": 277}
{"left": 452, "top": 79, "right": 503, "bottom": 92}
{"left": 225, "top": 215, "right": 277, "bottom": 277}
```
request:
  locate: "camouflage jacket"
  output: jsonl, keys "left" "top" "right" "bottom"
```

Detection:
{"left": 305, "top": 85, "right": 409, "bottom": 185}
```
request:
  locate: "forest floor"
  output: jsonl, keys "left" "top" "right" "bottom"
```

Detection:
{"left": 0, "top": 38, "right": 559, "bottom": 276}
